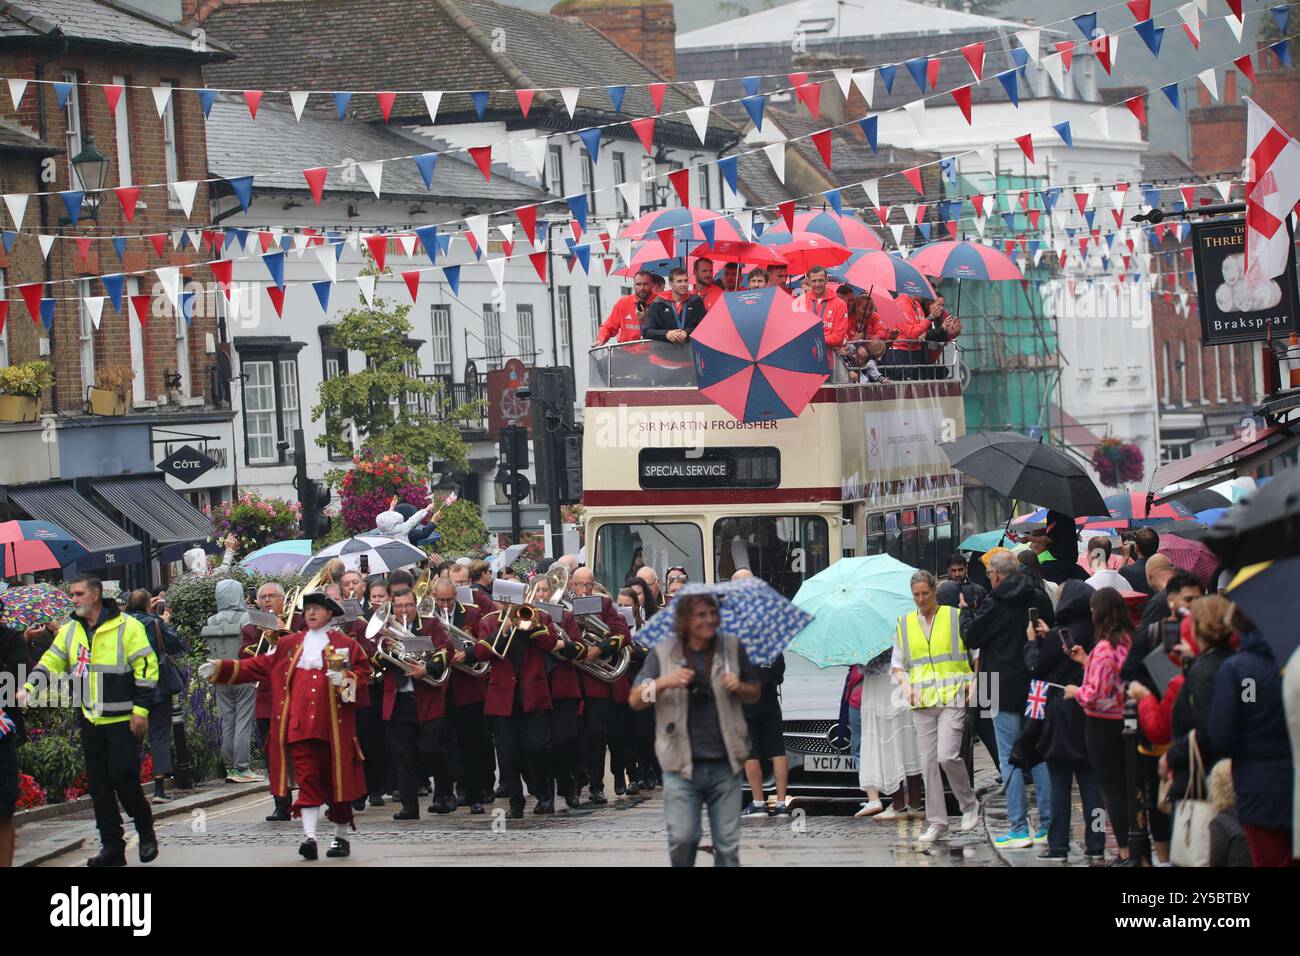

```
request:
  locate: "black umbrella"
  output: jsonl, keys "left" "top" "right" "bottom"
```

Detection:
{"left": 1204, "top": 466, "right": 1300, "bottom": 567}
{"left": 1180, "top": 488, "right": 1231, "bottom": 513}
{"left": 1225, "top": 557, "right": 1300, "bottom": 664}
{"left": 939, "top": 432, "right": 1108, "bottom": 518}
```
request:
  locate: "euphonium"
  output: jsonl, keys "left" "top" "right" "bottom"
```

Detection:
{"left": 573, "top": 607, "right": 632, "bottom": 683}
{"left": 437, "top": 606, "right": 491, "bottom": 678}
{"left": 368, "top": 605, "right": 449, "bottom": 687}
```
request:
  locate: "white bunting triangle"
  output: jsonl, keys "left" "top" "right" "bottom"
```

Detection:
{"left": 852, "top": 70, "right": 876, "bottom": 108}
{"left": 487, "top": 256, "right": 506, "bottom": 289}
{"left": 524, "top": 138, "right": 549, "bottom": 179}
{"left": 889, "top": 223, "right": 905, "bottom": 246}
{"left": 1109, "top": 33, "right": 1121, "bottom": 71}
{"left": 560, "top": 87, "right": 580, "bottom": 119}
{"left": 862, "top": 178, "right": 880, "bottom": 208}
{"left": 466, "top": 214, "right": 489, "bottom": 253}
{"left": 694, "top": 79, "right": 714, "bottom": 108}
{"left": 1215, "top": 181, "right": 1232, "bottom": 202}
{"left": 613, "top": 237, "right": 633, "bottom": 265}
{"left": 397, "top": 234, "right": 417, "bottom": 258}
{"left": 4, "top": 193, "right": 28, "bottom": 229}
{"left": 152, "top": 86, "right": 172, "bottom": 118}
{"left": 902, "top": 203, "right": 918, "bottom": 225}
{"left": 84, "top": 296, "right": 105, "bottom": 330}
{"left": 170, "top": 229, "right": 184, "bottom": 251}
{"left": 764, "top": 142, "right": 786, "bottom": 183}
{"left": 422, "top": 91, "right": 442, "bottom": 125}
{"left": 314, "top": 243, "right": 337, "bottom": 282}
{"left": 686, "top": 105, "right": 710, "bottom": 144}
{"left": 1091, "top": 108, "right": 1111, "bottom": 141}
{"left": 7, "top": 79, "right": 27, "bottom": 109}
{"left": 984, "top": 193, "right": 997, "bottom": 214}
{"left": 171, "top": 180, "right": 198, "bottom": 219}
{"left": 1197, "top": 68, "right": 1219, "bottom": 102}
{"left": 290, "top": 91, "right": 310, "bottom": 121}
{"left": 975, "top": 146, "right": 997, "bottom": 171}
{"left": 1226, "top": 12, "right": 1244, "bottom": 42}
{"left": 902, "top": 98, "right": 925, "bottom": 135}
{"left": 617, "top": 180, "right": 642, "bottom": 219}
{"left": 498, "top": 223, "right": 514, "bottom": 245}
{"left": 356, "top": 274, "right": 376, "bottom": 308}
{"left": 1178, "top": 3, "right": 1200, "bottom": 44}
{"left": 1033, "top": 249, "right": 1045, "bottom": 268}
{"left": 1016, "top": 28, "right": 1041, "bottom": 64}
{"left": 1110, "top": 189, "right": 1127, "bottom": 212}
{"left": 972, "top": 216, "right": 987, "bottom": 238}
{"left": 833, "top": 69, "right": 852, "bottom": 99}
{"left": 156, "top": 266, "right": 182, "bottom": 311}
{"left": 1195, "top": 0, "right": 1207, "bottom": 15}
{"left": 1042, "top": 53, "right": 1067, "bottom": 96}
{"left": 735, "top": 209, "right": 754, "bottom": 241}
{"left": 188, "top": 229, "right": 202, "bottom": 251}
{"left": 292, "top": 233, "right": 309, "bottom": 255}
{"left": 38, "top": 235, "right": 55, "bottom": 260}
{"left": 358, "top": 161, "right": 384, "bottom": 198}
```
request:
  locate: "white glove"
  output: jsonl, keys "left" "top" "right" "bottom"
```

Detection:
{"left": 16, "top": 687, "right": 30, "bottom": 708}
{"left": 327, "top": 669, "right": 344, "bottom": 687}
{"left": 197, "top": 660, "right": 218, "bottom": 682}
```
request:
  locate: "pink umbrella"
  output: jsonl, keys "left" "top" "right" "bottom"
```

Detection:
{"left": 759, "top": 211, "right": 884, "bottom": 251}
{"left": 907, "top": 240, "right": 1024, "bottom": 281}
{"left": 693, "top": 240, "right": 787, "bottom": 267}
{"left": 1158, "top": 534, "right": 1223, "bottom": 587}
{"left": 618, "top": 206, "right": 744, "bottom": 242}
{"left": 775, "top": 236, "right": 851, "bottom": 275}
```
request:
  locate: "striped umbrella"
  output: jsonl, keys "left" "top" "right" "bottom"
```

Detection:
{"left": 907, "top": 239, "right": 1024, "bottom": 281}
{"left": 829, "top": 249, "right": 935, "bottom": 298}
{"left": 300, "top": 535, "right": 427, "bottom": 577}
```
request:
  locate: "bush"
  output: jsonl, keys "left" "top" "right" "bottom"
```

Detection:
{"left": 433, "top": 498, "right": 489, "bottom": 557}
{"left": 19, "top": 711, "right": 85, "bottom": 802}
{"left": 165, "top": 568, "right": 306, "bottom": 656}
{"left": 210, "top": 491, "right": 302, "bottom": 558}
{"left": 0, "top": 360, "right": 53, "bottom": 398}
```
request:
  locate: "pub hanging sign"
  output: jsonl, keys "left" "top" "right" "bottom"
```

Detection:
{"left": 1191, "top": 217, "right": 1299, "bottom": 346}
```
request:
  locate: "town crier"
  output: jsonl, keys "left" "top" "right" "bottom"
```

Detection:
{"left": 200, "top": 591, "right": 370, "bottom": 861}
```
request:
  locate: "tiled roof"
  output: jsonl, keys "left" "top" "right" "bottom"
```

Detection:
{"left": 0, "top": 0, "right": 231, "bottom": 55}
{"left": 0, "top": 117, "right": 61, "bottom": 154}
{"left": 730, "top": 150, "right": 796, "bottom": 209}
{"left": 204, "top": 96, "right": 545, "bottom": 204}
{"left": 1141, "top": 150, "right": 1219, "bottom": 203}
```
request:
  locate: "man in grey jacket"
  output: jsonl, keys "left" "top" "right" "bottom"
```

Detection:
{"left": 631, "top": 593, "right": 760, "bottom": 866}
{"left": 207, "top": 579, "right": 261, "bottom": 784}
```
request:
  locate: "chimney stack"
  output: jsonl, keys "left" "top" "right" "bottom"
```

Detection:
{"left": 551, "top": 0, "right": 677, "bottom": 81}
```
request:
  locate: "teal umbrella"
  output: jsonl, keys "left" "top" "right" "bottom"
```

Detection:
{"left": 240, "top": 538, "right": 314, "bottom": 574}
{"left": 787, "top": 554, "right": 917, "bottom": 668}
{"left": 958, "top": 530, "right": 1014, "bottom": 553}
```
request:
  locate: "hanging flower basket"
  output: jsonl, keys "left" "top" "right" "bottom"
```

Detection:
{"left": 1092, "top": 437, "right": 1145, "bottom": 488}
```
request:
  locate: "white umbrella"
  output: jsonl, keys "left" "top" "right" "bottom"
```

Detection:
{"left": 300, "top": 535, "right": 426, "bottom": 577}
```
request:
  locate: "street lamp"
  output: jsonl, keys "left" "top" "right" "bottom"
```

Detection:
{"left": 651, "top": 145, "right": 673, "bottom": 209}
{"left": 70, "top": 132, "right": 109, "bottom": 219}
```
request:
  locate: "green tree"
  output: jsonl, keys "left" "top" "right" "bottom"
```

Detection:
{"left": 431, "top": 498, "right": 490, "bottom": 556}
{"left": 311, "top": 292, "right": 478, "bottom": 481}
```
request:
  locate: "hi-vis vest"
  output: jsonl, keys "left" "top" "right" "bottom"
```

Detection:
{"left": 28, "top": 611, "right": 158, "bottom": 725}
{"left": 896, "top": 606, "right": 972, "bottom": 708}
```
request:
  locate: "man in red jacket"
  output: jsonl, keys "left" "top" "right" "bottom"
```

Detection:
{"left": 593, "top": 270, "right": 655, "bottom": 345}
{"left": 692, "top": 258, "right": 723, "bottom": 310}
{"left": 798, "top": 265, "right": 851, "bottom": 352}
{"left": 429, "top": 578, "right": 489, "bottom": 814}
{"left": 569, "top": 567, "right": 632, "bottom": 804}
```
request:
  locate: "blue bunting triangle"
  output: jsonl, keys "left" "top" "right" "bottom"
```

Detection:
{"left": 263, "top": 250, "right": 285, "bottom": 289}
{"left": 741, "top": 94, "right": 766, "bottom": 130}
{"left": 413, "top": 153, "right": 437, "bottom": 189}
{"left": 416, "top": 225, "right": 439, "bottom": 264}
{"left": 1002, "top": 212, "right": 1016, "bottom": 231}
{"left": 860, "top": 115, "right": 878, "bottom": 154}
{"left": 997, "top": 69, "right": 1019, "bottom": 106}
{"left": 1134, "top": 19, "right": 1164, "bottom": 57}
{"left": 608, "top": 86, "right": 625, "bottom": 113}
{"left": 1052, "top": 121, "right": 1073, "bottom": 148}
{"left": 752, "top": 220, "right": 765, "bottom": 239}
{"left": 232, "top": 227, "right": 249, "bottom": 251}
{"left": 939, "top": 157, "right": 957, "bottom": 185}
{"left": 578, "top": 127, "right": 602, "bottom": 164}
{"left": 54, "top": 82, "right": 73, "bottom": 109}
{"left": 824, "top": 188, "right": 842, "bottom": 215}
{"left": 39, "top": 299, "right": 55, "bottom": 331}
{"left": 59, "top": 190, "right": 84, "bottom": 226}
{"left": 1072, "top": 12, "right": 1098, "bottom": 40}
{"left": 442, "top": 265, "right": 461, "bottom": 295}
{"left": 471, "top": 91, "right": 490, "bottom": 120}
{"left": 2, "top": 231, "right": 16, "bottom": 254}
{"left": 700, "top": 219, "right": 716, "bottom": 245}
{"left": 278, "top": 234, "right": 292, "bottom": 252}
{"left": 1161, "top": 83, "right": 1180, "bottom": 111}
{"left": 1084, "top": 209, "right": 1096, "bottom": 230}
{"left": 1010, "top": 47, "right": 1029, "bottom": 76}
{"left": 1270, "top": 4, "right": 1289, "bottom": 32}
{"left": 566, "top": 193, "right": 588, "bottom": 231}
{"left": 227, "top": 176, "right": 254, "bottom": 212}
{"left": 718, "top": 156, "right": 737, "bottom": 195}
{"left": 180, "top": 291, "right": 196, "bottom": 324}
{"left": 178, "top": 230, "right": 192, "bottom": 250}
{"left": 198, "top": 89, "right": 217, "bottom": 118}
{"left": 1028, "top": 239, "right": 1041, "bottom": 256}
{"left": 879, "top": 64, "right": 897, "bottom": 93}
{"left": 1272, "top": 40, "right": 1291, "bottom": 68}
{"left": 313, "top": 280, "right": 332, "bottom": 313}
{"left": 1041, "top": 187, "right": 1061, "bottom": 214}
{"left": 1103, "top": 232, "right": 1115, "bottom": 250}
{"left": 435, "top": 234, "right": 451, "bottom": 258}
{"left": 917, "top": 222, "right": 932, "bottom": 242}
{"left": 1143, "top": 187, "right": 1160, "bottom": 209}
{"left": 742, "top": 76, "right": 760, "bottom": 97}
{"left": 332, "top": 92, "right": 352, "bottom": 119}
{"left": 574, "top": 244, "right": 591, "bottom": 274}
{"left": 101, "top": 273, "right": 124, "bottom": 312}
{"left": 112, "top": 236, "right": 127, "bottom": 261}
{"left": 904, "top": 56, "right": 928, "bottom": 92}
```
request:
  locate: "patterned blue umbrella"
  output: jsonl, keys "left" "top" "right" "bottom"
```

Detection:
{"left": 636, "top": 579, "right": 812, "bottom": 665}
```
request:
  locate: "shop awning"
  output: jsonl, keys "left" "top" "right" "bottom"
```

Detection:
{"left": 90, "top": 476, "right": 213, "bottom": 560}
{"left": 6, "top": 483, "right": 143, "bottom": 570}
{"left": 1151, "top": 421, "right": 1300, "bottom": 504}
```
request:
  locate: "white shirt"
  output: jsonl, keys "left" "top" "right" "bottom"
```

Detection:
{"left": 1086, "top": 569, "right": 1131, "bottom": 592}
{"left": 298, "top": 628, "right": 331, "bottom": 670}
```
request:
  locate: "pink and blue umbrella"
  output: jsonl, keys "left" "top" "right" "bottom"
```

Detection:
{"left": 690, "top": 288, "right": 828, "bottom": 423}
{"left": 1013, "top": 492, "right": 1195, "bottom": 530}
{"left": 619, "top": 207, "right": 744, "bottom": 242}
{"left": 757, "top": 211, "right": 883, "bottom": 251}
{"left": 828, "top": 249, "right": 935, "bottom": 298}
{"left": 0, "top": 520, "right": 88, "bottom": 577}
{"left": 907, "top": 239, "right": 1024, "bottom": 281}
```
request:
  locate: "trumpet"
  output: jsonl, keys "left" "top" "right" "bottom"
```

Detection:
{"left": 436, "top": 606, "right": 491, "bottom": 678}
{"left": 367, "top": 605, "right": 450, "bottom": 687}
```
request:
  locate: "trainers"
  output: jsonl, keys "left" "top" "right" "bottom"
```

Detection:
{"left": 875, "top": 805, "right": 905, "bottom": 821}
{"left": 772, "top": 800, "right": 792, "bottom": 817}
{"left": 994, "top": 831, "right": 1034, "bottom": 849}
{"left": 904, "top": 805, "right": 926, "bottom": 820}
{"left": 224, "top": 767, "right": 240, "bottom": 783}
{"left": 854, "top": 799, "right": 884, "bottom": 819}
{"left": 741, "top": 801, "right": 769, "bottom": 819}
{"left": 960, "top": 805, "right": 980, "bottom": 832}
{"left": 1033, "top": 829, "right": 1049, "bottom": 845}
{"left": 917, "top": 824, "right": 945, "bottom": 846}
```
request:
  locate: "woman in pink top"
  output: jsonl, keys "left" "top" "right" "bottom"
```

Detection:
{"left": 1065, "top": 588, "right": 1135, "bottom": 865}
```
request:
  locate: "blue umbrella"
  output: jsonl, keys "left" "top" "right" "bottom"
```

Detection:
{"left": 636, "top": 579, "right": 811, "bottom": 665}
{"left": 787, "top": 555, "right": 917, "bottom": 667}
{"left": 1195, "top": 507, "right": 1229, "bottom": 525}
{"left": 959, "top": 529, "right": 1018, "bottom": 552}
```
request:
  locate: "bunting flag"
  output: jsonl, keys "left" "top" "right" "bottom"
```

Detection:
{"left": 694, "top": 79, "right": 714, "bottom": 107}
{"left": 566, "top": 194, "right": 589, "bottom": 232}
{"left": 879, "top": 64, "right": 897, "bottom": 93}
{"left": 6, "top": 78, "right": 27, "bottom": 109}
{"left": 905, "top": 56, "right": 928, "bottom": 93}
{"left": 332, "top": 92, "right": 352, "bottom": 119}
{"left": 686, "top": 105, "right": 710, "bottom": 145}
{"left": 1234, "top": 54, "right": 1256, "bottom": 84}
{"left": 130, "top": 294, "right": 152, "bottom": 327}
{"left": 810, "top": 129, "right": 832, "bottom": 169}
{"left": 401, "top": 270, "right": 421, "bottom": 304}
{"left": 113, "top": 186, "right": 140, "bottom": 223}
{"left": 1178, "top": 2, "right": 1200, "bottom": 48}
{"left": 1073, "top": 12, "right": 1098, "bottom": 40}
{"left": 1124, "top": 95, "right": 1147, "bottom": 125}
{"left": 860, "top": 115, "right": 878, "bottom": 154}
{"left": 578, "top": 127, "right": 602, "bottom": 164}
{"left": 961, "top": 42, "right": 986, "bottom": 80}
{"left": 778, "top": 200, "right": 796, "bottom": 233}
{"left": 413, "top": 153, "right": 437, "bottom": 189}
{"left": 1161, "top": 83, "right": 1181, "bottom": 110}
{"left": 951, "top": 85, "right": 973, "bottom": 125}
{"left": 422, "top": 91, "right": 442, "bottom": 124}
{"left": 3, "top": 193, "right": 27, "bottom": 230}
{"left": 794, "top": 81, "right": 821, "bottom": 119}
{"left": 263, "top": 285, "right": 285, "bottom": 317}
{"left": 198, "top": 88, "right": 217, "bottom": 118}
{"left": 656, "top": 226, "right": 675, "bottom": 257}
{"left": 147, "top": 233, "right": 166, "bottom": 257}
{"left": 763, "top": 142, "right": 785, "bottom": 183}
{"left": 312, "top": 280, "right": 331, "bottom": 312}
{"left": 303, "top": 167, "right": 327, "bottom": 204}
{"left": 515, "top": 88, "right": 535, "bottom": 119}
{"left": 243, "top": 89, "right": 263, "bottom": 119}
{"left": 18, "top": 283, "right": 43, "bottom": 324}
{"left": 824, "top": 188, "right": 842, "bottom": 215}
{"left": 470, "top": 91, "right": 489, "bottom": 120}
{"left": 647, "top": 82, "right": 667, "bottom": 113}
{"left": 1053, "top": 121, "right": 1074, "bottom": 148}
{"left": 668, "top": 167, "right": 691, "bottom": 206}
{"left": 853, "top": 69, "right": 875, "bottom": 107}
{"left": 102, "top": 83, "right": 124, "bottom": 115}
{"left": 227, "top": 176, "right": 254, "bottom": 212}
{"left": 468, "top": 146, "right": 492, "bottom": 181}
{"left": 528, "top": 250, "right": 547, "bottom": 282}
{"left": 365, "top": 234, "right": 388, "bottom": 272}
{"left": 1056, "top": 41, "right": 1075, "bottom": 71}
{"left": 53, "top": 81, "right": 72, "bottom": 109}
{"left": 1197, "top": 68, "right": 1219, "bottom": 102}
{"left": 440, "top": 265, "right": 460, "bottom": 296}
{"left": 607, "top": 85, "right": 625, "bottom": 113}
{"left": 1016, "top": 28, "right": 1040, "bottom": 63}
{"left": 742, "top": 76, "right": 760, "bottom": 97}
{"left": 998, "top": 69, "right": 1020, "bottom": 107}
{"left": 741, "top": 94, "right": 765, "bottom": 131}
{"left": 560, "top": 87, "right": 579, "bottom": 118}
{"left": 902, "top": 167, "right": 924, "bottom": 195}
{"left": 208, "top": 261, "right": 231, "bottom": 300}
{"left": 1134, "top": 19, "right": 1164, "bottom": 57}
{"left": 1127, "top": 0, "right": 1150, "bottom": 20}
{"left": 262, "top": 250, "right": 285, "bottom": 289}
{"left": 903, "top": 97, "right": 925, "bottom": 135}
{"left": 1015, "top": 133, "right": 1035, "bottom": 163}
{"left": 290, "top": 90, "right": 309, "bottom": 120}
{"left": 630, "top": 116, "right": 655, "bottom": 153}
{"left": 925, "top": 59, "right": 941, "bottom": 92}
{"left": 59, "top": 191, "right": 83, "bottom": 227}
{"left": 358, "top": 161, "right": 383, "bottom": 198}
{"left": 516, "top": 205, "right": 538, "bottom": 245}
{"left": 356, "top": 273, "right": 376, "bottom": 307}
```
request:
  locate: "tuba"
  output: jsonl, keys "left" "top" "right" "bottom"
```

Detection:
{"left": 573, "top": 601, "right": 633, "bottom": 684}
{"left": 436, "top": 605, "right": 491, "bottom": 678}
{"left": 365, "top": 603, "right": 449, "bottom": 687}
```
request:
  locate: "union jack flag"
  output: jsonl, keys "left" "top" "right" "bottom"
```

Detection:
{"left": 1024, "top": 679, "right": 1050, "bottom": 720}
{"left": 72, "top": 645, "right": 91, "bottom": 678}
{"left": 0, "top": 708, "right": 14, "bottom": 739}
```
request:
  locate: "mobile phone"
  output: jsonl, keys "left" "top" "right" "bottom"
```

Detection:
{"left": 1028, "top": 608, "right": 1040, "bottom": 625}
{"left": 359, "top": 555, "right": 370, "bottom": 574}
{"left": 1059, "top": 627, "right": 1074, "bottom": 650}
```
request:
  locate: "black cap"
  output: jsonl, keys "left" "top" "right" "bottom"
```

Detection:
{"left": 301, "top": 591, "right": 344, "bottom": 617}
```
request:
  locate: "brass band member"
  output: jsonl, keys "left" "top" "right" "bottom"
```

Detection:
{"left": 571, "top": 568, "right": 632, "bottom": 804}
{"left": 431, "top": 578, "right": 489, "bottom": 813}
{"left": 531, "top": 575, "right": 587, "bottom": 810}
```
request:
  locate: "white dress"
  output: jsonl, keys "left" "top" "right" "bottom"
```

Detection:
{"left": 857, "top": 668, "right": 923, "bottom": 793}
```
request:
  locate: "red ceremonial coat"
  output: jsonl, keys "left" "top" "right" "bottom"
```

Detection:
{"left": 239, "top": 611, "right": 305, "bottom": 719}
{"left": 213, "top": 628, "right": 370, "bottom": 803}
{"left": 380, "top": 616, "right": 454, "bottom": 722}
{"left": 472, "top": 609, "right": 558, "bottom": 717}
{"left": 549, "top": 609, "right": 583, "bottom": 702}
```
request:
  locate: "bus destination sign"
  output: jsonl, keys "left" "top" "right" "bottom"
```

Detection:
{"left": 639, "top": 447, "right": 780, "bottom": 490}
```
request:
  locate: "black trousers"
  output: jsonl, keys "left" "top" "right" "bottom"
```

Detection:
{"left": 550, "top": 698, "right": 580, "bottom": 799}
{"left": 80, "top": 717, "right": 153, "bottom": 850}
{"left": 357, "top": 695, "right": 387, "bottom": 799}
{"left": 386, "top": 695, "right": 453, "bottom": 812}
{"left": 256, "top": 717, "right": 291, "bottom": 813}
{"left": 580, "top": 697, "right": 610, "bottom": 792}
{"left": 494, "top": 711, "right": 552, "bottom": 806}
{"left": 451, "top": 701, "right": 489, "bottom": 803}
{"left": 1085, "top": 715, "right": 1130, "bottom": 848}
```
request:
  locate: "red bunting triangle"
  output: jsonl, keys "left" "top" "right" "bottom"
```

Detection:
{"left": 569, "top": 220, "right": 583, "bottom": 241}
{"left": 961, "top": 42, "right": 986, "bottom": 80}
{"left": 647, "top": 82, "right": 667, "bottom": 113}
{"left": 147, "top": 233, "right": 166, "bottom": 257}
{"left": 468, "top": 146, "right": 492, "bottom": 181}
{"left": 1004, "top": 239, "right": 1016, "bottom": 256}
{"left": 794, "top": 82, "right": 821, "bottom": 119}
{"left": 1079, "top": 237, "right": 1090, "bottom": 255}
{"left": 130, "top": 294, "right": 152, "bottom": 327}
{"left": 516, "top": 89, "right": 535, "bottom": 119}
{"left": 1027, "top": 209, "right": 1041, "bottom": 229}
{"left": 951, "top": 85, "right": 973, "bottom": 124}
{"left": 875, "top": 205, "right": 890, "bottom": 225}
{"left": 244, "top": 90, "right": 263, "bottom": 119}
{"left": 75, "top": 236, "right": 92, "bottom": 264}
{"left": 945, "top": 221, "right": 959, "bottom": 240}
{"left": 1126, "top": 0, "right": 1150, "bottom": 22}
{"left": 266, "top": 286, "right": 286, "bottom": 317}
{"left": 258, "top": 231, "right": 275, "bottom": 253}
{"left": 778, "top": 201, "right": 796, "bottom": 233}
{"left": 1018, "top": 190, "right": 1029, "bottom": 211}
{"left": 1155, "top": 222, "right": 1167, "bottom": 242}
{"left": 465, "top": 232, "right": 479, "bottom": 257}
{"left": 516, "top": 205, "right": 538, "bottom": 245}
{"left": 1225, "top": 0, "right": 1242, "bottom": 20}
{"left": 1091, "top": 36, "right": 1112, "bottom": 75}
{"left": 529, "top": 251, "right": 548, "bottom": 282}
{"left": 0, "top": 301, "right": 7, "bottom": 336}
{"left": 810, "top": 129, "right": 832, "bottom": 169}
{"left": 1181, "top": 186, "right": 1196, "bottom": 207}
{"left": 1113, "top": 210, "right": 1124, "bottom": 227}
{"left": 926, "top": 58, "right": 941, "bottom": 91}
{"left": 1124, "top": 95, "right": 1146, "bottom": 125}
{"left": 365, "top": 234, "right": 388, "bottom": 272}
{"left": 1055, "top": 41, "right": 1074, "bottom": 72}
{"left": 630, "top": 117, "right": 655, "bottom": 153}
{"left": 1125, "top": 238, "right": 1135, "bottom": 253}
{"left": 102, "top": 84, "right": 124, "bottom": 115}
{"left": 376, "top": 92, "right": 397, "bottom": 122}
{"left": 668, "top": 167, "right": 691, "bottom": 206}
{"left": 902, "top": 166, "right": 924, "bottom": 195}
{"left": 210, "top": 259, "right": 233, "bottom": 298}
{"left": 115, "top": 186, "right": 141, "bottom": 223}
{"left": 401, "top": 270, "right": 421, "bottom": 304}
{"left": 1183, "top": 24, "right": 1199, "bottom": 50}
{"left": 971, "top": 194, "right": 985, "bottom": 216}
{"left": 1234, "top": 54, "right": 1255, "bottom": 83}
{"left": 1014, "top": 133, "right": 1035, "bottom": 163}
{"left": 598, "top": 232, "right": 611, "bottom": 254}
{"left": 303, "top": 167, "right": 328, "bottom": 204}
{"left": 787, "top": 71, "right": 809, "bottom": 88}
{"left": 604, "top": 258, "right": 615, "bottom": 274}
{"left": 913, "top": 204, "right": 928, "bottom": 225}
{"left": 656, "top": 226, "right": 675, "bottom": 257}
{"left": 18, "top": 283, "right": 43, "bottom": 323}
{"left": 502, "top": 239, "right": 514, "bottom": 258}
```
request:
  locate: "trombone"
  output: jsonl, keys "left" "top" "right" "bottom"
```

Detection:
{"left": 485, "top": 564, "right": 568, "bottom": 660}
{"left": 244, "top": 565, "right": 328, "bottom": 656}
{"left": 414, "top": 566, "right": 437, "bottom": 618}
